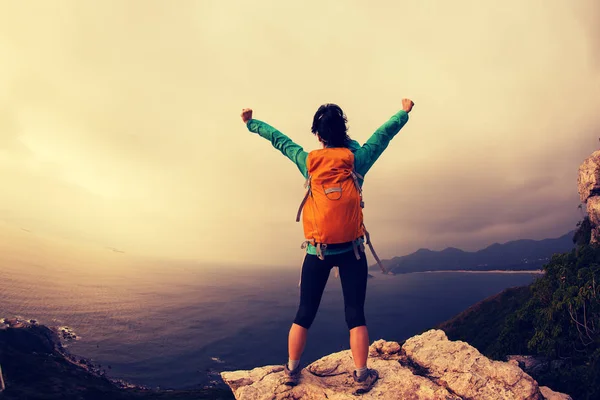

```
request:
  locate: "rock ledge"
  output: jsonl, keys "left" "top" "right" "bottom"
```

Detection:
{"left": 221, "top": 329, "right": 571, "bottom": 400}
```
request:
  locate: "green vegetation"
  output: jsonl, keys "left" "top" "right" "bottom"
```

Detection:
{"left": 439, "top": 218, "right": 600, "bottom": 400}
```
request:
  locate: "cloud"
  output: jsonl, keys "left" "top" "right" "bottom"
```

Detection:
{"left": 0, "top": 0, "right": 598, "bottom": 266}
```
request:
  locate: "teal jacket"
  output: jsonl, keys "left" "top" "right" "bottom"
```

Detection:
{"left": 246, "top": 109, "right": 409, "bottom": 256}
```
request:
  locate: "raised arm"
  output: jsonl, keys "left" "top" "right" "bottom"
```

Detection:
{"left": 353, "top": 99, "right": 414, "bottom": 177}
{"left": 241, "top": 108, "right": 308, "bottom": 178}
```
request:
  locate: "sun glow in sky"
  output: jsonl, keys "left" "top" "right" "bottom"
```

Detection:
{"left": 1, "top": 0, "right": 600, "bottom": 267}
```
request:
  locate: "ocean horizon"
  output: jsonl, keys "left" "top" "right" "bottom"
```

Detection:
{"left": 0, "top": 260, "right": 539, "bottom": 390}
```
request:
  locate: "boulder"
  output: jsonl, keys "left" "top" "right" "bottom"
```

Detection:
{"left": 221, "top": 329, "right": 570, "bottom": 400}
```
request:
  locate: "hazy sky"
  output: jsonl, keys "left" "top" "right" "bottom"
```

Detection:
{"left": 1, "top": 0, "right": 600, "bottom": 267}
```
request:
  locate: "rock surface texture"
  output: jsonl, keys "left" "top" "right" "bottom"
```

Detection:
{"left": 578, "top": 149, "right": 600, "bottom": 243}
{"left": 221, "top": 329, "right": 571, "bottom": 400}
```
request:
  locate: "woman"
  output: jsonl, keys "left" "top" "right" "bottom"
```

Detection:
{"left": 240, "top": 99, "right": 414, "bottom": 395}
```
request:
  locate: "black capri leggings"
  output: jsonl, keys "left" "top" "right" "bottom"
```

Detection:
{"left": 293, "top": 248, "right": 368, "bottom": 330}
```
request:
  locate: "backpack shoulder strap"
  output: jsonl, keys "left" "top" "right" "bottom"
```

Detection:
{"left": 351, "top": 170, "right": 365, "bottom": 208}
{"left": 296, "top": 175, "right": 311, "bottom": 222}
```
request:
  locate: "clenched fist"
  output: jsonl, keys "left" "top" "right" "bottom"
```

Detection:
{"left": 402, "top": 99, "right": 414, "bottom": 113}
{"left": 241, "top": 108, "right": 253, "bottom": 123}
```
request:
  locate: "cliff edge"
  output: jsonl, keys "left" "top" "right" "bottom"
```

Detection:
{"left": 220, "top": 330, "right": 570, "bottom": 400}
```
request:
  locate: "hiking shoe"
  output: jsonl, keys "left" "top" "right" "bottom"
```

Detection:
{"left": 281, "top": 362, "right": 301, "bottom": 386}
{"left": 352, "top": 368, "right": 379, "bottom": 395}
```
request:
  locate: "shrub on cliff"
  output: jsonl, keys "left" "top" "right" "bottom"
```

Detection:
{"left": 496, "top": 219, "right": 600, "bottom": 399}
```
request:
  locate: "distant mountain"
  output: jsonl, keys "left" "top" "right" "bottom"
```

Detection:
{"left": 373, "top": 231, "right": 576, "bottom": 274}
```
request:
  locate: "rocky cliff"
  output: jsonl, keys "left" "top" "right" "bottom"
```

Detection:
{"left": 220, "top": 330, "right": 570, "bottom": 400}
{"left": 0, "top": 318, "right": 234, "bottom": 400}
{"left": 578, "top": 149, "right": 600, "bottom": 243}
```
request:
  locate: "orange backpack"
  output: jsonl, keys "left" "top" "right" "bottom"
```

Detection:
{"left": 295, "top": 147, "right": 386, "bottom": 273}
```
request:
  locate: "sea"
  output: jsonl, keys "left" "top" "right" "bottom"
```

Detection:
{"left": 0, "top": 258, "right": 539, "bottom": 390}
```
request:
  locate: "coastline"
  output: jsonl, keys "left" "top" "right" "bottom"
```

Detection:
{"left": 373, "top": 268, "right": 546, "bottom": 275}
{"left": 1, "top": 317, "right": 136, "bottom": 388}
{"left": 0, "top": 317, "right": 235, "bottom": 399}
{"left": 417, "top": 269, "right": 545, "bottom": 274}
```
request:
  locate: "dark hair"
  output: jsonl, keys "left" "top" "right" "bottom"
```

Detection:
{"left": 311, "top": 103, "right": 350, "bottom": 148}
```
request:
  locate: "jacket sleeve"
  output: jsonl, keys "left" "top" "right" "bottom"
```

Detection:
{"left": 246, "top": 119, "right": 309, "bottom": 178}
{"left": 353, "top": 110, "right": 409, "bottom": 177}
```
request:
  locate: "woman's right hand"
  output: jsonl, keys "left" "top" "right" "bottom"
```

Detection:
{"left": 402, "top": 99, "right": 414, "bottom": 113}
{"left": 241, "top": 108, "right": 253, "bottom": 123}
